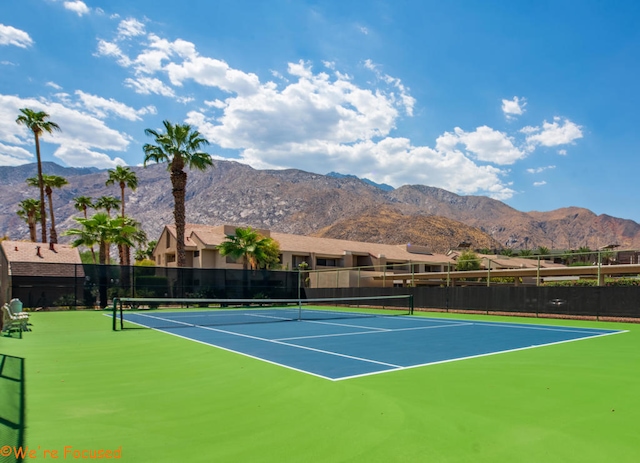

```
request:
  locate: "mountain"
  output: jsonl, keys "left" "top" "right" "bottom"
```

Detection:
{"left": 313, "top": 206, "right": 501, "bottom": 252}
{"left": 1, "top": 161, "right": 639, "bottom": 253}
{"left": 326, "top": 172, "right": 394, "bottom": 192}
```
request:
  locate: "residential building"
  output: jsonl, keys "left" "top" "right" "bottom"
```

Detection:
{"left": 152, "top": 224, "right": 456, "bottom": 287}
{"left": 0, "top": 240, "right": 83, "bottom": 307}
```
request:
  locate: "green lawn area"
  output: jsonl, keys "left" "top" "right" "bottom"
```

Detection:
{"left": 1, "top": 311, "right": 639, "bottom": 462}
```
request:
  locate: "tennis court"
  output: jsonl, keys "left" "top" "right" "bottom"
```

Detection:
{"left": 2, "top": 307, "right": 639, "bottom": 462}
{"left": 116, "top": 301, "right": 624, "bottom": 380}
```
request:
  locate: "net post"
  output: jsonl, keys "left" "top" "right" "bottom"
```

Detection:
{"left": 409, "top": 294, "right": 414, "bottom": 315}
{"left": 112, "top": 298, "right": 118, "bottom": 331}
{"left": 120, "top": 299, "right": 124, "bottom": 330}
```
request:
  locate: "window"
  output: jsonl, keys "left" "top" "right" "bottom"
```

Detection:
{"left": 194, "top": 250, "right": 200, "bottom": 257}
{"left": 317, "top": 258, "right": 339, "bottom": 267}
{"left": 166, "top": 232, "right": 171, "bottom": 248}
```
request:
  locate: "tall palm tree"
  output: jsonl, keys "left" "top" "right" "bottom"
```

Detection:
{"left": 16, "top": 108, "right": 61, "bottom": 243}
{"left": 106, "top": 166, "right": 139, "bottom": 269}
{"left": 17, "top": 198, "right": 41, "bottom": 242}
{"left": 105, "top": 165, "right": 138, "bottom": 218}
{"left": 94, "top": 196, "right": 121, "bottom": 218}
{"left": 73, "top": 196, "right": 93, "bottom": 219}
{"left": 27, "top": 174, "right": 68, "bottom": 243}
{"left": 143, "top": 120, "right": 211, "bottom": 267}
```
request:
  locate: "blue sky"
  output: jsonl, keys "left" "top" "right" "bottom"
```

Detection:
{"left": 1, "top": 0, "right": 640, "bottom": 222}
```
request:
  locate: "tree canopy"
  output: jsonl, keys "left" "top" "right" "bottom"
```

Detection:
{"left": 217, "top": 227, "right": 281, "bottom": 270}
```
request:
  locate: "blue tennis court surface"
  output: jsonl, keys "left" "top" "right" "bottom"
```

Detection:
{"left": 120, "top": 309, "right": 625, "bottom": 381}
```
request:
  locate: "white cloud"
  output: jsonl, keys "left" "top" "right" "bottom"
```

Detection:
{"left": 558, "top": 149, "right": 567, "bottom": 155}
{"left": 0, "top": 94, "right": 131, "bottom": 168}
{"left": 0, "top": 142, "right": 33, "bottom": 165}
{"left": 525, "top": 117, "right": 583, "bottom": 148}
{"left": 236, "top": 136, "right": 515, "bottom": 200}
{"left": 526, "top": 165, "right": 556, "bottom": 174}
{"left": 436, "top": 126, "right": 525, "bottom": 165}
{"left": 92, "top": 23, "right": 582, "bottom": 200}
{"left": 46, "top": 81, "right": 62, "bottom": 90}
{"left": 0, "top": 24, "right": 34, "bottom": 48}
{"left": 363, "top": 59, "right": 415, "bottom": 116}
{"left": 204, "top": 99, "right": 227, "bottom": 109}
{"left": 533, "top": 181, "right": 547, "bottom": 187}
{"left": 186, "top": 62, "right": 400, "bottom": 150}
{"left": 117, "top": 18, "right": 146, "bottom": 39}
{"left": 95, "top": 40, "right": 132, "bottom": 67}
{"left": 165, "top": 54, "right": 261, "bottom": 95}
{"left": 63, "top": 1, "right": 90, "bottom": 16}
{"left": 74, "top": 90, "right": 155, "bottom": 121}
{"left": 502, "top": 96, "right": 526, "bottom": 119}
{"left": 53, "top": 144, "right": 126, "bottom": 168}
{"left": 124, "top": 76, "right": 175, "bottom": 97}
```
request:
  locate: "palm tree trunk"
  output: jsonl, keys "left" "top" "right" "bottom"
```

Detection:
{"left": 99, "top": 240, "right": 108, "bottom": 265}
{"left": 171, "top": 164, "right": 187, "bottom": 268}
{"left": 46, "top": 186, "right": 58, "bottom": 244}
{"left": 34, "top": 133, "right": 47, "bottom": 243}
{"left": 28, "top": 213, "right": 37, "bottom": 242}
{"left": 120, "top": 184, "right": 126, "bottom": 218}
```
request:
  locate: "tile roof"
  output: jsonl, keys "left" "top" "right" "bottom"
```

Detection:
{"left": 1, "top": 240, "right": 83, "bottom": 277}
{"left": 167, "top": 224, "right": 455, "bottom": 264}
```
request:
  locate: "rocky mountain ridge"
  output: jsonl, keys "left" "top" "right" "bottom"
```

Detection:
{"left": 1, "top": 161, "right": 639, "bottom": 253}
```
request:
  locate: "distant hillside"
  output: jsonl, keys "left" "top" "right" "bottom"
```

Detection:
{"left": 313, "top": 206, "right": 501, "bottom": 253}
{"left": 1, "top": 161, "right": 639, "bottom": 251}
{"left": 326, "top": 172, "right": 394, "bottom": 191}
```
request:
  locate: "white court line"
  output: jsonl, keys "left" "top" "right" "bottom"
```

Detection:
{"left": 116, "top": 316, "right": 337, "bottom": 381}
{"left": 276, "top": 322, "right": 473, "bottom": 341}
{"left": 334, "top": 329, "right": 628, "bottom": 381}
{"left": 119, "top": 313, "right": 628, "bottom": 382}
{"left": 133, "top": 312, "right": 403, "bottom": 369}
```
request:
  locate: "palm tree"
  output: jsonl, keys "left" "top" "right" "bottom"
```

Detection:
{"left": 65, "top": 213, "right": 136, "bottom": 265}
{"left": 27, "top": 174, "right": 68, "bottom": 243}
{"left": 115, "top": 217, "right": 147, "bottom": 267}
{"left": 64, "top": 218, "right": 99, "bottom": 264}
{"left": 73, "top": 196, "right": 93, "bottom": 219}
{"left": 217, "top": 227, "right": 279, "bottom": 270}
{"left": 106, "top": 166, "right": 139, "bottom": 269}
{"left": 17, "top": 199, "right": 41, "bottom": 242}
{"left": 65, "top": 213, "right": 136, "bottom": 307}
{"left": 536, "top": 246, "right": 550, "bottom": 257}
{"left": 143, "top": 120, "right": 211, "bottom": 267}
{"left": 105, "top": 165, "right": 138, "bottom": 218}
{"left": 94, "top": 196, "right": 121, "bottom": 217}
{"left": 16, "top": 108, "right": 61, "bottom": 243}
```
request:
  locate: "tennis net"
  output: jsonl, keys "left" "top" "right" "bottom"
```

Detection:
{"left": 112, "top": 295, "right": 413, "bottom": 331}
